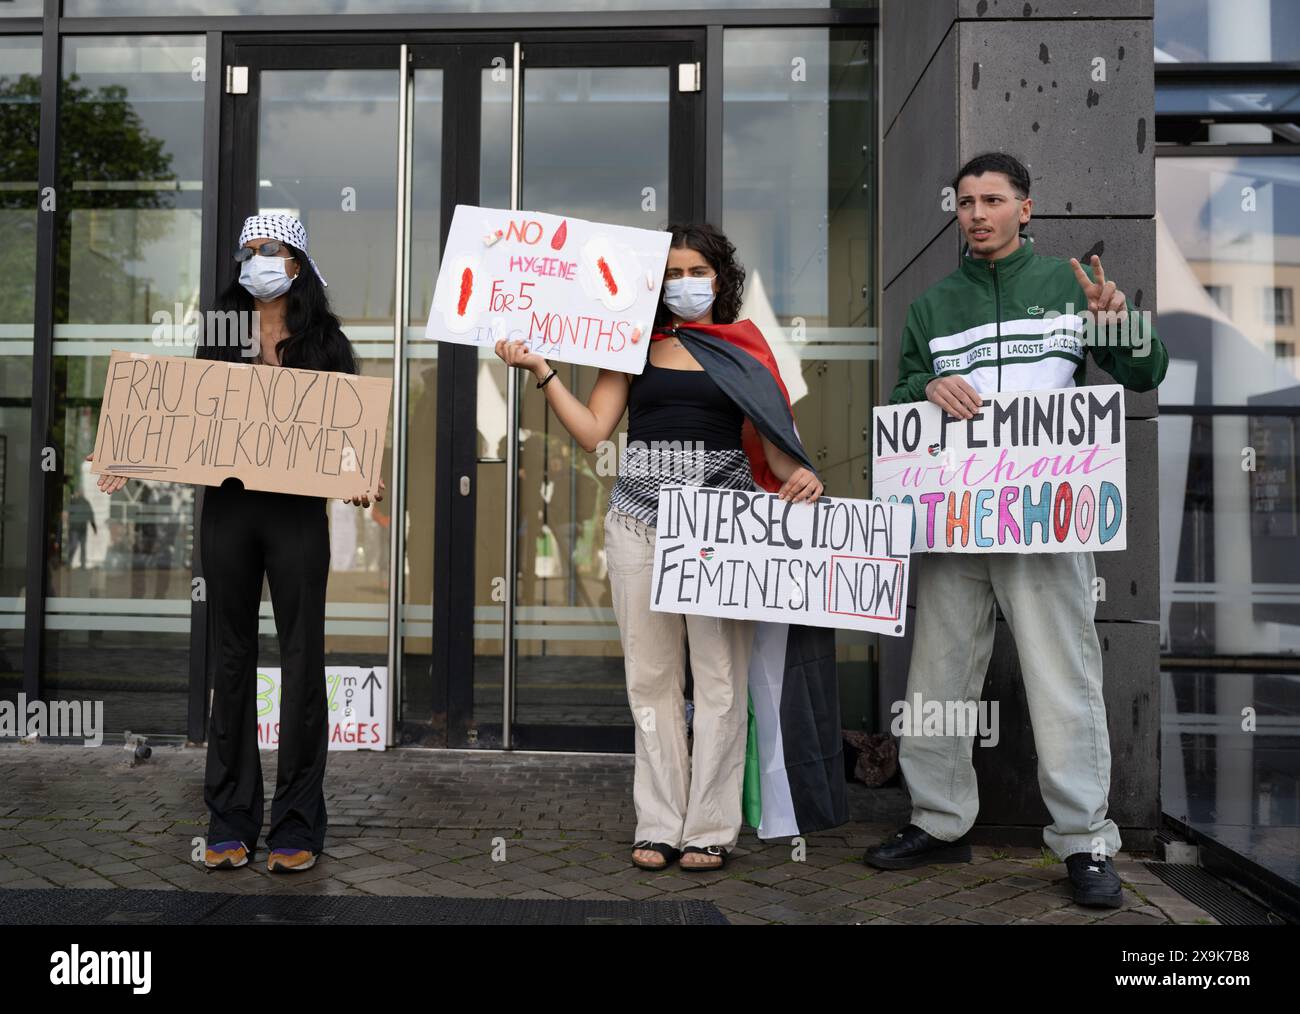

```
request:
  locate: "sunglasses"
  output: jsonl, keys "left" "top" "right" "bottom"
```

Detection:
{"left": 234, "top": 240, "right": 296, "bottom": 262}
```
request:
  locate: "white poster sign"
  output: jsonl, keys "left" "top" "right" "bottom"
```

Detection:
{"left": 425, "top": 204, "right": 672, "bottom": 372}
{"left": 256, "top": 666, "right": 387, "bottom": 752}
{"left": 871, "top": 384, "right": 1128, "bottom": 553}
{"left": 649, "top": 486, "right": 912, "bottom": 636}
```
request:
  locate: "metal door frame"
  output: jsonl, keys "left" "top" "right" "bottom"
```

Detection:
{"left": 205, "top": 28, "right": 705, "bottom": 751}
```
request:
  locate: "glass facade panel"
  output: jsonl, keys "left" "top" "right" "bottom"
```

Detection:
{"left": 1155, "top": 157, "right": 1300, "bottom": 658}
{"left": 0, "top": 1, "right": 41, "bottom": 17}
{"left": 66, "top": 0, "right": 871, "bottom": 15}
{"left": 1156, "top": 0, "right": 1300, "bottom": 893}
{"left": 0, "top": 35, "right": 40, "bottom": 716}
{"left": 399, "top": 66, "right": 442, "bottom": 725}
{"left": 1156, "top": 0, "right": 1300, "bottom": 63}
{"left": 43, "top": 35, "right": 204, "bottom": 737}
{"left": 471, "top": 60, "right": 514, "bottom": 737}
{"left": 723, "top": 27, "right": 878, "bottom": 727}
{"left": 255, "top": 67, "right": 398, "bottom": 691}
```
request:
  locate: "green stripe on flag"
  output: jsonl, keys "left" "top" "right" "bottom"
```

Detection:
{"left": 743, "top": 690, "right": 762, "bottom": 829}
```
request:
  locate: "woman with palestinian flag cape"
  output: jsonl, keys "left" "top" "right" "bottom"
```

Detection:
{"left": 496, "top": 223, "right": 848, "bottom": 872}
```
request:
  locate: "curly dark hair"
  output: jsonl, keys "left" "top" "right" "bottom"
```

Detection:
{"left": 655, "top": 222, "right": 746, "bottom": 326}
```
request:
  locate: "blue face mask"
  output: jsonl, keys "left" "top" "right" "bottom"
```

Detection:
{"left": 662, "top": 275, "right": 716, "bottom": 321}
{"left": 240, "top": 255, "right": 294, "bottom": 300}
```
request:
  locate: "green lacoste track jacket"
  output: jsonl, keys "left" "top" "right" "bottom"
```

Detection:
{"left": 889, "top": 234, "right": 1168, "bottom": 404}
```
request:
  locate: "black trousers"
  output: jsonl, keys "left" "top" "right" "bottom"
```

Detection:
{"left": 201, "top": 478, "right": 331, "bottom": 855}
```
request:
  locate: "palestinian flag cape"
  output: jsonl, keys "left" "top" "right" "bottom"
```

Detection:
{"left": 651, "top": 320, "right": 849, "bottom": 839}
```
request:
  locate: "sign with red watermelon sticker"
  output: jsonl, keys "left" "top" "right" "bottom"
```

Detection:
{"left": 426, "top": 204, "right": 673, "bottom": 372}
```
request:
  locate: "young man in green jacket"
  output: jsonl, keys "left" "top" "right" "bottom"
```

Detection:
{"left": 862, "top": 153, "right": 1168, "bottom": 908}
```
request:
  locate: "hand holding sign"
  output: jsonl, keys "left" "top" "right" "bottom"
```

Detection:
{"left": 345, "top": 477, "right": 385, "bottom": 509}
{"left": 85, "top": 453, "right": 128, "bottom": 495}
{"left": 495, "top": 337, "right": 548, "bottom": 378}
{"left": 925, "top": 375, "right": 982, "bottom": 420}
{"left": 1070, "top": 254, "right": 1127, "bottom": 320}
{"left": 777, "top": 466, "right": 824, "bottom": 503}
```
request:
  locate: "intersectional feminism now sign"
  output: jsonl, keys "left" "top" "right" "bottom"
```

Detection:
{"left": 426, "top": 204, "right": 672, "bottom": 371}
{"left": 89, "top": 349, "right": 392, "bottom": 499}
{"left": 649, "top": 486, "right": 913, "bottom": 635}
{"left": 871, "top": 384, "right": 1128, "bottom": 553}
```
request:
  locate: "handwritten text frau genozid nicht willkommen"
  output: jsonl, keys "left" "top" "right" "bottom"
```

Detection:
{"left": 90, "top": 350, "right": 392, "bottom": 499}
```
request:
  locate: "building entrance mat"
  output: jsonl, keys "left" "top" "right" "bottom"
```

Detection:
{"left": 0, "top": 888, "right": 729, "bottom": 926}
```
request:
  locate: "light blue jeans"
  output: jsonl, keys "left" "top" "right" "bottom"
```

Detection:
{"left": 898, "top": 551, "right": 1122, "bottom": 860}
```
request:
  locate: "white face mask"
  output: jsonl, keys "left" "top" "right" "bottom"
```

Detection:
{"left": 239, "top": 255, "right": 294, "bottom": 300}
{"left": 663, "top": 275, "right": 716, "bottom": 321}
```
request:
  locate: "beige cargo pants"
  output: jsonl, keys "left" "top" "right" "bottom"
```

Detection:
{"left": 603, "top": 508, "right": 755, "bottom": 849}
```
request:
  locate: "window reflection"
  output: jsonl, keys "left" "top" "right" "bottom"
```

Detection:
{"left": 44, "top": 36, "right": 205, "bottom": 736}
{"left": 1156, "top": 0, "right": 1300, "bottom": 63}
{"left": 0, "top": 36, "right": 41, "bottom": 714}
{"left": 1157, "top": 158, "right": 1300, "bottom": 407}
{"left": 1156, "top": 158, "right": 1300, "bottom": 659}
{"left": 1162, "top": 669, "right": 1300, "bottom": 887}
{"left": 255, "top": 68, "right": 398, "bottom": 670}
{"left": 65, "top": 0, "right": 871, "bottom": 14}
{"left": 723, "top": 28, "right": 878, "bottom": 724}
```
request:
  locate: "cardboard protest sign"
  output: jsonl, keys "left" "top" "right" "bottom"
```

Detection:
{"left": 426, "top": 204, "right": 672, "bottom": 372}
{"left": 872, "top": 384, "right": 1127, "bottom": 553}
{"left": 256, "top": 666, "right": 387, "bottom": 752}
{"left": 89, "top": 349, "right": 392, "bottom": 499}
{"left": 649, "top": 486, "right": 912, "bottom": 636}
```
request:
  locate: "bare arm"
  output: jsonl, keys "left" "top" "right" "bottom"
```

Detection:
{"left": 495, "top": 339, "right": 629, "bottom": 453}
{"left": 758, "top": 433, "right": 824, "bottom": 502}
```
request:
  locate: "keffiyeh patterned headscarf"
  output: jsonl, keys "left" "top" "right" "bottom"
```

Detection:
{"left": 237, "top": 213, "right": 328, "bottom": 287}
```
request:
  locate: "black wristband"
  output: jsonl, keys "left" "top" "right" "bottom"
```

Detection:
{"left": 537, "top": 369, "right": 557, "bottom": 389}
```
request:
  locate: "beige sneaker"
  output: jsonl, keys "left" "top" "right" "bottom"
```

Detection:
{"left": 204, "top": 840, "right": 249, "bottom": 869}
{"left": 267, "top": 848, "right": 317, "bottom": 873}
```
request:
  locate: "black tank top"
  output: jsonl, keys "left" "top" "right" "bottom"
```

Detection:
{"left": 627, "top": 359, "right": 744, "bottom": 450}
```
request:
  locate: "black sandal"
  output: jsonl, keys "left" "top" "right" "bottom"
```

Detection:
{"left": 631, "top": 841, "right": 681, "bottom": 870}
{"left": 679, "top": 845, "right": 728, "bottom": 871}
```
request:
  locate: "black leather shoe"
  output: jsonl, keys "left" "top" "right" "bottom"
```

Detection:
{"left": 1065, "top": 853, "right": 1123, "bottom": 908}
{"left": 862, "top": 824, "right": 972, "bottom": 870}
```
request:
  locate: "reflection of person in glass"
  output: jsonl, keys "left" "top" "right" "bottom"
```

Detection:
{"left": 65, "top": 487, "right": 97, "bottom": 569}
{"left": 90, "top": 213, "right": 380, "bottom": 874}
{"left": 496, "top": 223, "right": 824, "bottom": 872}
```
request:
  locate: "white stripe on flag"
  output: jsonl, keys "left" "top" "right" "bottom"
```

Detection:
{"left": 748, "top": 621, "right": 798, "bottom": 839}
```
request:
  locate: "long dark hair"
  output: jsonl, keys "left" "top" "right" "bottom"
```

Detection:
{"left": 197, "top": 241, "right": 357, "bottom": 374}
{"left": 655, "top": 222, "right": 746, "bottom": 327}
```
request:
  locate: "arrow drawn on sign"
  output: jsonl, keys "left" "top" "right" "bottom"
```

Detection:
{"left": 362, "top": 669, "right": 382, "bottom": 717}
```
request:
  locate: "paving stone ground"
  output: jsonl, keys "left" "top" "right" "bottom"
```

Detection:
{"left": 0, "top": 743, "right": 1220, "bottom": 925}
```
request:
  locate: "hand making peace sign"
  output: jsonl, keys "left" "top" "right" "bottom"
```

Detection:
{"left": 1069, "top": 254, "right": 1127, "bottom": 318}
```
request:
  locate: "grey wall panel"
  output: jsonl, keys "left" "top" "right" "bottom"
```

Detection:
{"left": 882, "top": 29, "right": 959, "bottom": 286}
{"left": 957, "top": 19, "right": 1155, "bottom": 216}
{"left": 880, "top": 220, "right": 960, "bottom": 401}
{"left": 959, "top": 0, "right": 1153, "bottom": 18}
{"left": 882, "top": 0, "right": 958, "bottom": 131}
